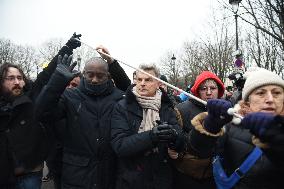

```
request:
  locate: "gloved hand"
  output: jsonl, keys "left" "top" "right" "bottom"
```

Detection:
{"left": 65, "top": 32, "right": 82, "bottom": 49}
{"left": 204, "top": 99, "right": 233, "bottom": 134}
{"left": 259, "top": 116, "right": 284, "bottom": 146}
{"left": 56, "top": 54, "right": 80, "bottom": 80}
{"left": 150, "top": 121, "right": 177, "bottom": 144}
{"left": 168, "top": 132, "right": 185, "bottom": 152}
{"left": 241, "top": 112, "right": 281, "bottom": 138}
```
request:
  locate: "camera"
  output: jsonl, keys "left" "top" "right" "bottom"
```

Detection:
{"left": 228, "top": 72, "right": 246, "bottom": 91}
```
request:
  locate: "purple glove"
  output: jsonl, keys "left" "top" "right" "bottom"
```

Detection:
{"left": 241, "top": 112, "right": 279, "bottom": 138}
{"left": 204, "top": 99, "right": 233, "bottom": 134}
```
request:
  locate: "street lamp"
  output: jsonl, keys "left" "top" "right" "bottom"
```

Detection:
{"left": 230, "top": 0, "right": 244, "bottom": 70}
{"left": 229, "top": 0, "right": 242, "bottom": 51}
{"left": 171, "top": 54, "right": 177, "bottom": 86}
{"left": 77, "top": 55, "right": 82, "bottom": 70}
{"left": 171, "top": 54, "right": 176, "bottom": 62}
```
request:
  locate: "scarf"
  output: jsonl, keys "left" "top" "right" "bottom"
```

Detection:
{"left": 132, "top": 86, "right": 162, "bottom": 133}
{"left": 78, "top": 77, "right": 114, "bottom": 96}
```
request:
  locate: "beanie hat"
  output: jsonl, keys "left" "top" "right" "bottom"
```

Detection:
{"left": 242, "top": 69, "right": 284, "bottom": 101}
{"left": 191, "top": 71, "right": 225, "bottom": 98}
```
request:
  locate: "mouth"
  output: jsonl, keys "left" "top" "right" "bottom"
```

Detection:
{"left": 139, "top": 89, "right": 147, "bottom": 92}
{"left": 261, "top": 108, "right": 276, "bottom": 113}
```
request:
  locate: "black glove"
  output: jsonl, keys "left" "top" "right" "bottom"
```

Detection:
{"left": 168, "top": 132, "right": 185, "bottom": 152}
{"left": 56, "top": 54, "right": 80, "bottom": 80}
{"left": 65, "top": 32, "right": 82, "bottom": 50}
{"left": 150, "top": 121, "right": 177, "bottom": 144}
{"left": 204, "top": 99, "right": 233, "bottom": 134}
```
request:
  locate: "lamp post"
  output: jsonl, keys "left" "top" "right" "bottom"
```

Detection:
{"left": 230, "top": 0, "right": 245, "bottom": 70}
{"left": 229, "top": 0, "right": 242, "bottom": 51}
{"left": 171, "top": 54, "right": 177, "bottom": 86}
{"left": 171, "top": 54, "right": 176, "bottom": 62}
{"left": 77, "top": 55, "right": 82, "bottom": 71}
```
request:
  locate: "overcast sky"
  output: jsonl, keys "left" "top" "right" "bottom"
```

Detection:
{"left": 0, "top": 0, "right": 221, "bottom": 77}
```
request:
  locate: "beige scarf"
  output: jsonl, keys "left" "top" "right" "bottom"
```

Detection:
{"left": 132, "top": 87, "right": 162, "bottom": 133}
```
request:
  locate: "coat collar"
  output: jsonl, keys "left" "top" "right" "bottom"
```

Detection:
{"left": 12, "top": 95, "right": 32, "bottom": 108}
{"left": 0, "top": 94, "right": 32, "bottom": 109}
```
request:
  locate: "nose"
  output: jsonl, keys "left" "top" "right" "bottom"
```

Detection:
{"left": 265, "top": 91, "right": 274, "bottom": 102}
{"left": 14, "top": 78, "right": 21, "bottom": 84}
{"left": 91, "top": 76, "right": 99, "bottom": 84}
{"left": 140, "top": 80, "right": 146, "bottom": 85}
{"left": 206, "top": 88, "right": 212, "bottom": 95}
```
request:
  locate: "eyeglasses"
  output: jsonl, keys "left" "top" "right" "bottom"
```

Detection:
{"left": 4, "top": 76, "right": 24, "bottom": 82}
{"left": 199, "top": 86, "right": 218, "bottom": 92}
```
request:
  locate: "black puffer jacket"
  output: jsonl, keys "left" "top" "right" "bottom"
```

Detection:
{"left": 188, "top": 111, "right": 284, "bottom": 189}
{"left": 0, "top": 45, "right": 73, "bottom": 187}
{"left": 214, "top": 124, "right": 284, "bottom": 189}
{"left": 35, "top": 63, "right": 130, "bottom": 189}
{"left": 45, "top": 59, "right": 132, "bottom": 183}
{"left": 111, "top": 86, "right": 182, "bottom": 189}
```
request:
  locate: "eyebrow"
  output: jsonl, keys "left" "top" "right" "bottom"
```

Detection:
{"left": 85, "top": 70, "right": 106, "bottom": 74}
{"left": 257, "top": 87, "right": 283, "bottom": 90}
{"left": 6, "top": 73, "right": 22, "bottom": 76}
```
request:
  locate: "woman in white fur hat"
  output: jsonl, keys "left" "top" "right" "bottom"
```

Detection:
{"left": 171, "top": 68, "right": 284, "bottom": 189}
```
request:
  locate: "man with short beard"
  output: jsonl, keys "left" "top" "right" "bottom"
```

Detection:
{"left": 0, "top": 33, "right": 81, "bottom": 189}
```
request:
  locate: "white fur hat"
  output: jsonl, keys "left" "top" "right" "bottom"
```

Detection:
{"left": 242, "top": 69, "right": 284, "bottom": 100}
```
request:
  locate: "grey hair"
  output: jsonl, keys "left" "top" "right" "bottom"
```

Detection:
{"left": 84, "top": 57, "right": 109, "bottom": 71}
{"left": 138, "top": 63, "right": 160, "bottom": 78}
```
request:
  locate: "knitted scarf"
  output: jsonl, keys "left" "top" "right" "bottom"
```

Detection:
{"left": 132, "top": 87, "right": 162, "bottom": 133}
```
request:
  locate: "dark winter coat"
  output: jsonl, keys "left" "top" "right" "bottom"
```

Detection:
{"left": 0, "top": 45, "right": 73, "bottom": 187}
{"left": 111, "top": 86, "right": 181, "bottom": 189}
{"left": 215, "top": 124, "right": 284, "bottom": 189}
{"left": 175, "top": 99, "right": 216, "bottom": 189}
{"left": 188, "top": 110, "right": 284, "bottom": 189}
{"left": 176, "top": 98, "right": 206, "bottom": 132}
{"left": 44, "top": 59, "right": 131, "bottom": 180}
{"left": 35, "top": 62, "right": 130, "bottom": 189}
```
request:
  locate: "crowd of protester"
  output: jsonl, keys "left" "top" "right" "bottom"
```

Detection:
{"left": 1, "top": 33, "right": 284, "bottom": 189}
